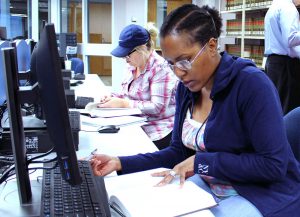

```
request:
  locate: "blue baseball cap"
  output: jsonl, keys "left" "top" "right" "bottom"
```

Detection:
{"left": 111, "top": 24, "right": 150, "bottom": 57}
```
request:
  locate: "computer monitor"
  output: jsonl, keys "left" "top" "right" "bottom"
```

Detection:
{"left": 32, "top": 23, "right": 82, "bottom": 185}
{"left": 2, "top": 23, "right": 82, "bottom": 205}
{"left": 0, "top": 40, "right": 10, "bottom": 106}
{"left": 2, "top": 47, "right": 31, "bottom": 204}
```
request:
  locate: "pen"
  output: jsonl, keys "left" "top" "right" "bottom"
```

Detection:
{"left": 85, "top": 148, "right": 98, "bottom": 161}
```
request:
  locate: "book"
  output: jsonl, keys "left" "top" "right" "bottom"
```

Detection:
{"left": 80, "top": 115, "right": 147, "bottom": 132}
{"left": 81, "top": 102, "right": 142, "bottom": 118}
{"left": 104, "top": 168, "right": 217, "bottom": 217}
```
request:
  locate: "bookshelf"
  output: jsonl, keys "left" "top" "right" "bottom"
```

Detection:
{"left": 218, "top": 0, "right": 272, "bottom": 68}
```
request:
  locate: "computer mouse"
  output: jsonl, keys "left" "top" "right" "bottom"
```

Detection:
{"left": 70, "top": 80, "right": 83, "bottom": 86}
{"left": 98, "top": 125, "right": 120, "bottom": 133}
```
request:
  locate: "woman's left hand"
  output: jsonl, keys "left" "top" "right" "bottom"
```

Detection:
{"left": 97, "top": 97, "right": 129, "bottom": 108}
{"left": 152, "top": 155, "right": 195, "bottom": 187}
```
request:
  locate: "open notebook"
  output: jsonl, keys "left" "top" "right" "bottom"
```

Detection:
{"left": 82, "top": 102, "right": 142, "bottom": 118}
{"left": 104, "top": 168, "right": 217, "bottom": 217}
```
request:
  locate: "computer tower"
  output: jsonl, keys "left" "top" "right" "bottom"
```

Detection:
{"left": 0, "top": 112, "right": 80, "bottom": 154}
{"left": 56, "top": 33, "right": 77, "bottom": 60}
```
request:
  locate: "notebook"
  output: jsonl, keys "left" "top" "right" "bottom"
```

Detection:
{"left": 81, "top": 102, "right": 142, "bottom": 118}
{"left": 104, "top": 168, "right": 217, "bottom": 217}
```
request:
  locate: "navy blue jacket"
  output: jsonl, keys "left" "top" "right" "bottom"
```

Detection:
{"left": 119, "top": 52, "right": 300, "bottom": 217}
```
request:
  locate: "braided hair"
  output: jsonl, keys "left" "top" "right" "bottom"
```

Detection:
{"left": 160, "top": 4, "right": 222, "bottom": 46}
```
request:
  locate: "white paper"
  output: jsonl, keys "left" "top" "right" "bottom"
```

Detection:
{"left": 105, "top": 168, "right": 217, "bottom": 217}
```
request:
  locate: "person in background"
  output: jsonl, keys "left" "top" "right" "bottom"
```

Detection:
{"left": 264, "top": 0, "right": 300, "bottom": 114}
{"left": 91, "top": 4, "right": 300, "bottom": 217}
{"left": 98, "top": 24, "right": 178, "bottom": 150}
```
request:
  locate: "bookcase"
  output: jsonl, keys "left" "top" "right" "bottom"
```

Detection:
{"left": 218, "top": 0, "right": 272, "bottom": 68}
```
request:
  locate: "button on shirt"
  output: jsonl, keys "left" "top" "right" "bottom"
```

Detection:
{"left": 112, "top": 50, "right": 178, "bottom": 141}
{"left": 264, "top": 0, "right": 300, "bottom": 58}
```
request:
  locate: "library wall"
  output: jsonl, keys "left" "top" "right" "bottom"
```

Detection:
{"left": 220, "top": 0, "right": 272, "bottom": 68}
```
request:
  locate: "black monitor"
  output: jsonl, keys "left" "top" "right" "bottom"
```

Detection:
{"left": 2, "top": 23, "right": 82, "bottom": 205}
{"left": 32, "top": 23, "right": 81, "bottom": 185}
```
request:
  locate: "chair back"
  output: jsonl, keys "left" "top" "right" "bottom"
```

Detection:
{"left": 284, "top": 107, "right": 300, "bottom": 161}
{"left": 0, "top": 40, "right": 10, "bottom": 105}
{"left": 70, "top": 57, "right": 84, "bottom": 74}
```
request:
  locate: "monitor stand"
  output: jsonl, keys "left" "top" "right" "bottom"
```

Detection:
{"left": 0, "top": 179, "right": 42, "bottom": 217}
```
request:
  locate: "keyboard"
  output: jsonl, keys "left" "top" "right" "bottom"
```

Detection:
{"left": 41, "top": 160, "right": 111, "bottom": 217}
{"left": 74, "top": 73, "right": 86, "bottom": 80}
{"left": 75, "top": 96, "right": 94, "bottom": 109}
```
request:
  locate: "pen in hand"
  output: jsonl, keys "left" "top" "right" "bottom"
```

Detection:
{"left": 84, "top": 148, "right": 98, "bottom": 161}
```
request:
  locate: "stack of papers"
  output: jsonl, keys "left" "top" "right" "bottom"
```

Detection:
{"left": 81, "top": 102, "right": 143, "bottom": 118}
{"left": 86, "top": 107, "right": 142, "bottom": 118}
{"left": 80, "top": 115, "right": 147, "bottom": 131}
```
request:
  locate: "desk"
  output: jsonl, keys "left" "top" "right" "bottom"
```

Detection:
{"left": 0, "top": 75, "right": 158, "bottom": 217}
{"left": 72, "top": 74, "right": 110, "bottom": 102}
{"left": 0, "top": 75, "right": 213, "bottom": 217}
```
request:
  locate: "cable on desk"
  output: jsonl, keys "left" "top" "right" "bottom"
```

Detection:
{"left": 5, "top": 169, "right": 38, "bottom": 183}
{"left": 28, "top": 161, "right": 59, "bottom": 171}
{"left": 0, "top": 156, "right": 15, "bottom": 162}
{"left": 0, "top": 150, "right": 57, "bottom": 185}
{"left": 0, "top": 159, "right": 14, "bottom": 164}
{"left": 29, "top": 157, "right": 58, "bottom": 164}
{"left": 79, "top": 129, "right": 99, "bottom": 132}
{"left": 0, "top": 165, "right": 15, "bottom": 185}
{"left": 27, "top": 147, "right": 54, "bottom": 163}
{"left": 109, "top": 203, "right": 126, "bottom": 217}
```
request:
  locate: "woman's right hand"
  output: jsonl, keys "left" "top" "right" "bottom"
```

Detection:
{"left": 99, "top": 95, "right": 111, "bottom": 104}
{"left": 90, "top": 154, "right": 122, "bottom": 176}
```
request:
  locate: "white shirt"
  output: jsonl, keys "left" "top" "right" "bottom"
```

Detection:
{"left": 264, "top": 0, "right": 300, "bottom": 58}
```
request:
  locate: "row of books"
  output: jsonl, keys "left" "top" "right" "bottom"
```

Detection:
{"left": 225, "top": 0, "right": 272, "bottom": 10}
{"left": 226, "top": 17, "right": 264, "bottom": 36}
{"left": 226, "top": 44, "right": 264, "bottom": 67}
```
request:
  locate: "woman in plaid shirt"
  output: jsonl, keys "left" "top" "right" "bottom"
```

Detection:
{"left": 98, "top": 24, "right": 178, "bottom": 150}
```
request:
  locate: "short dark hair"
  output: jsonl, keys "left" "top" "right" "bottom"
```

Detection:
{"left": 160, "top": 4, "right": 222, "bottom": 46}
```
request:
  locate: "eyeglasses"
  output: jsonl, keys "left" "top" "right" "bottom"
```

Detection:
{"left": 165, "top": 43, "right": 207, "bottom": 71}
{"left": 124, "top": 49, "right": 136, "bottom": 59}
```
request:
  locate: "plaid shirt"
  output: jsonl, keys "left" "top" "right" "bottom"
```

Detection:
{"left": 112, "top": 50, "right": 178, "bottom": 141}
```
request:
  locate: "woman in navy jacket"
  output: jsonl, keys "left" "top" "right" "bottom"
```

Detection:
{"left": 91, "top": 4, "right": 300, "bottom": 217}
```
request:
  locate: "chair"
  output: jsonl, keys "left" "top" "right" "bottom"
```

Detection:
{"left": 14, "top": 39, "right": 31, "bottom": 71}
{"left": 70, "top": 57, "right": 84, "bottom": 74}
{"left": 0, "top": 40, "right": 10, "bottom": 105}
{"left": 283, "top": 107, "right": 300, "bottom": 161}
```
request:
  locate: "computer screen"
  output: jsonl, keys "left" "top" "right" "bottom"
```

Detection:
{"left": 0, "top": 40, "right": 10, "bottom": 106}
{"left": 32, "top": 23, "right": 82, "bottom": 185}
{"left": 1, "top": 23, "right": 82, "bottom": 204}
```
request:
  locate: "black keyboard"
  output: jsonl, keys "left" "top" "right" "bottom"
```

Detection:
{"left": 75, "top": 96, "right": 94, "bottom": 109}
{"left": 41, "top": 160, "right": 111, "bottom": 217}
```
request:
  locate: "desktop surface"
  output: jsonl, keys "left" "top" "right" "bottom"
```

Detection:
{"left": 0, "top": 179, "right": 42, "bottom": 216}
{"left": 0, "top": 75, "right": 158, "bottom": 217}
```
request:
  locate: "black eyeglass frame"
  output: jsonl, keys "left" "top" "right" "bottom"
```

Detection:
{"left": 124, "top": 49, "right": 137, "bottom": 59}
